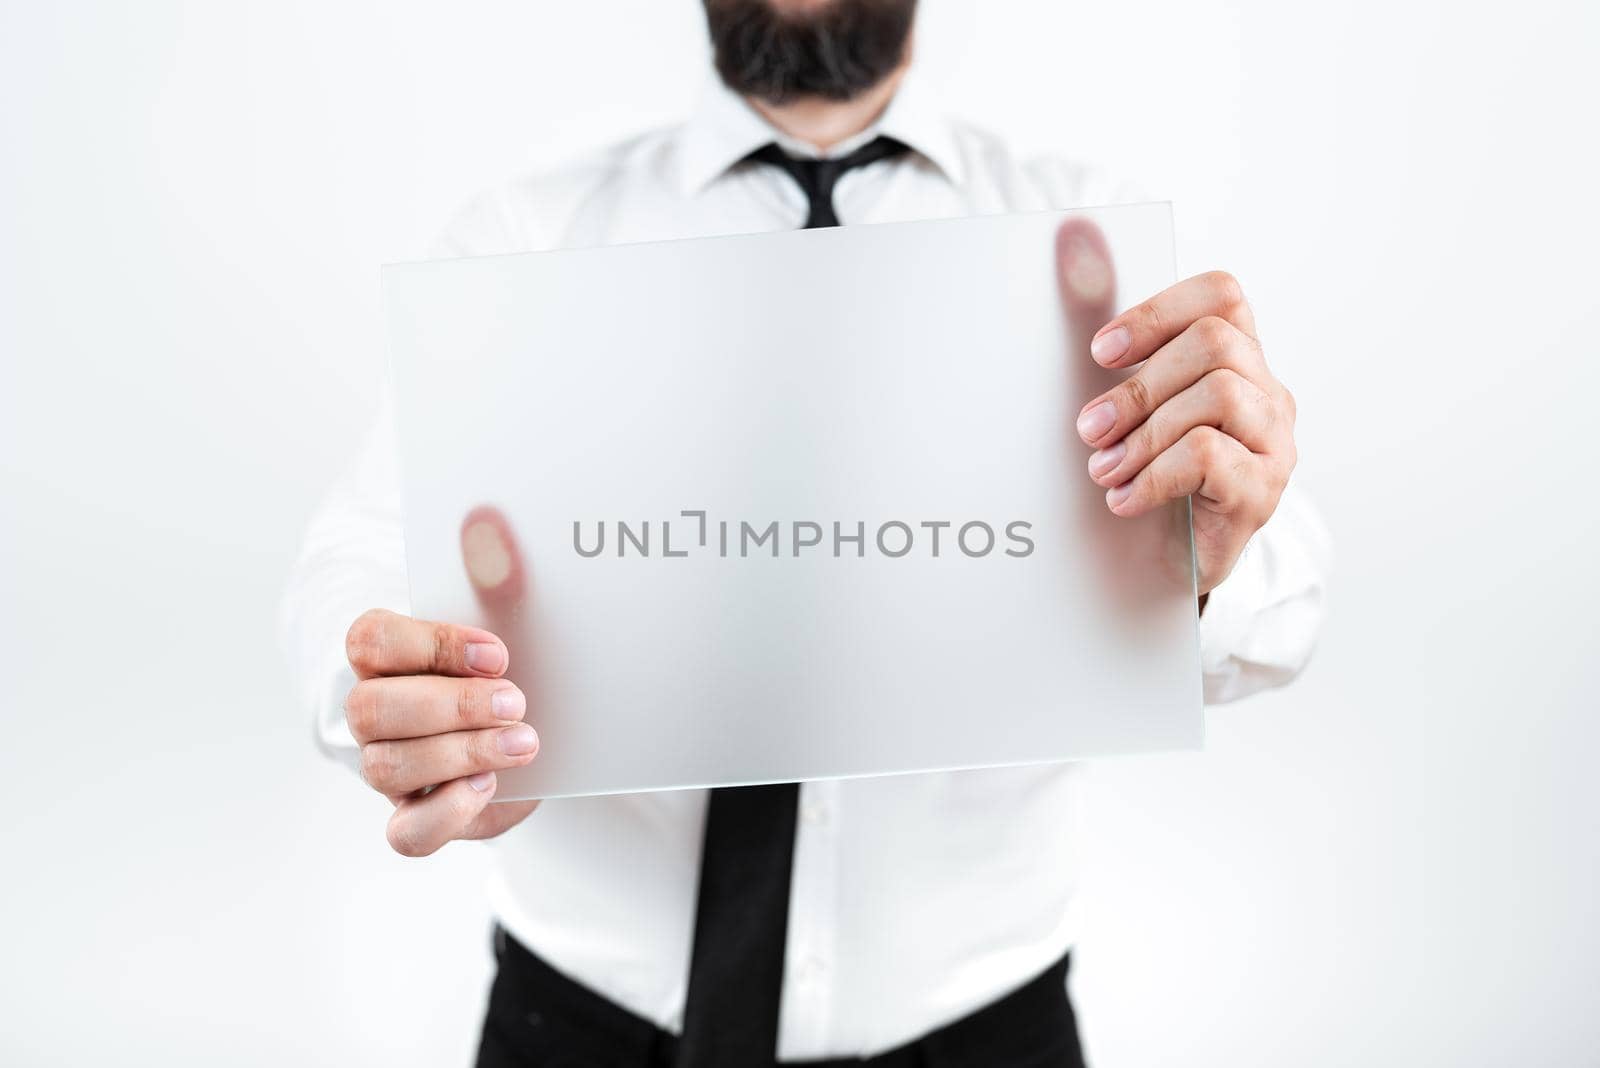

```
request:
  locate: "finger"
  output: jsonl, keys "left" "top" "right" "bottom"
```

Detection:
{"left": 461, "top": 505, "right": 527, "bottom": 634}
{"left": 386, "top": 772, "right": 498, "bottom": 857}
{"left": 1087, "top": 369, "right": 1283, "bottom": 488}
{"left": 462, "top": 798, "right": 542, "bottom": 842}
{"left": 359, "top": 723, "right": 539, "bottom": 797}
{"left": 1055, "top": 218, "right": 1119, "bottom": 364}
{"left": 1104, "top": 426, "right": 1268, "bottom": 519}
{"left": 1088, "top": 270, "right": 1258, "bottom": 370}
{"left": 345, "top": 608, "right": 509, "bottom": 681}
{"left": 345, "top": 676, "right": 526, "bottom": 745}
{"left": 1075, "top": 314, "right": 1268, "bottom": 449}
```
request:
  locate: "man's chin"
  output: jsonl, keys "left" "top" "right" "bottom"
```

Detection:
{"left": 704, "top": 0, "right": 917, "bottom": 103}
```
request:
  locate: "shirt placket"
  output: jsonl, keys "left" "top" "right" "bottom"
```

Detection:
{"left": 778, "top": 776, "right": 843, "bottom": 1057}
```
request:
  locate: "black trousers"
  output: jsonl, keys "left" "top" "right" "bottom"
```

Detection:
{"left": 475, "top": 926, "right": 1086, "bottom": 1068}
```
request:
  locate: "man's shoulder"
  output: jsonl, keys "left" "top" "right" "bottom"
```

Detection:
{"left": 943, "top": 116, "right": 1154, "bottom": 209}
{"left": 428, "top": 126, "right": 680, "bottom": 258}
{"left": 1016, "top": 152, "right": 1154, "bottom": 209}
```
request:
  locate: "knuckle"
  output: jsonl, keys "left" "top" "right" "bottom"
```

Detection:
{"left": 1119, "top": 373, "right": 1154, "bottom": 417}
{"left": 456, "top": 681, "right": 487, "bottom": 729}
{"left": 1188, "top": 425, "right": 1227, "bottom": 468}
{"left": 1127, "top": 418, "right": 1158, "bottom": 464}
{"left": 430, "top": 622, "right": 458, "bottom": 675}
{"left": 1139, "top": 408, "right": 1172, "bottom": 455}
{"left": 386, "top": 813, "right": 433, "bottom": 858}
{"left": 344, "top": 682, "right": 378, "bottom": 742}
{"left": 465, "top": 729, "right": 496, "bottom": 772}
{"left": 344, "top": 609, "right": 390, "bottom": 672}
{"left": 1205, "top": 269, "right": 1245, "bottom": 309}
{"left": 1206, "top": 367, "right": 1250, "bottom": 409}
{"left": 1193, "top": 315, "right": 1235, "bottom": 357}
{"left": 1137, "top": 299, "right": 1168, "bottom": 341}
{"left": 448, "top": 783, "right": 484, "bottom": 825}
{"left": 359, "top": 742, "right": 397, "bottom": 792}
{"left": 1150, "top": 462, "right": 1184, "bottom": 501}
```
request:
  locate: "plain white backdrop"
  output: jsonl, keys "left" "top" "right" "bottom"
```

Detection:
{"left": 2, "top": 1, "right": 1596, "bottom": 1064}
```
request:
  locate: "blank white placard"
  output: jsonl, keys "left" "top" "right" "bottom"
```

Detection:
{"left": 383, "top": 204, "right": 1201, "bottom": 800}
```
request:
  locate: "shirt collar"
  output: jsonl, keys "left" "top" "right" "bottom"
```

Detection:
{"left": 674, "top": 66, "right": 966, "bottom": 196}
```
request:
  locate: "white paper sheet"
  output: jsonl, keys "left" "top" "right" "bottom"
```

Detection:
{"left": 383, "top": 204, "right": 1201, "bottom": 800}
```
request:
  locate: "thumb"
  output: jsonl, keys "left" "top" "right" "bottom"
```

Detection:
{"left": 1054, "top": 217, "right": 1119, "bottom": 365}
{"left": 460, "top": 506, "right": 542, "bottom": 803}
{"left": 460, "top": 504, "right": 527, "bottom": 636}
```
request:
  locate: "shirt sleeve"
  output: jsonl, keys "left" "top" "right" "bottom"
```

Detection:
{"left": 1198, "top": 481, "right": 1331, "bottom": 704}
{"left": 280, "top": 164, "right": 553, "bottom": 769}
{"left": 277, "top": 389, "right": 410, "bottom": 771}
{"left": 280, "top": 169, "right": 583, "bottom": 770}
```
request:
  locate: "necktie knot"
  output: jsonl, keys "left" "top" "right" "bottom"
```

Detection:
{"left": 744, "top": 135, "right": 910, "bottom": 229}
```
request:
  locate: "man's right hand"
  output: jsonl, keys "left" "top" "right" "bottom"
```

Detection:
{"left": 343, "top": 608, "right": 541, "bottom": 856}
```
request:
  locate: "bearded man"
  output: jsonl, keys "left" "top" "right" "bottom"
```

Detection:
{"left": 282, "top": 2, "right": 1329, "bottom": 1064}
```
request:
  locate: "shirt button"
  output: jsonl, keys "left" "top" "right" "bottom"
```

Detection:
{"left": 801, "top": 801, "right": 830, "bottom": 826}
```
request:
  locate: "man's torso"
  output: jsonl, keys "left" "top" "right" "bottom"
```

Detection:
{"left": 438, "top": 75, "right": 1142, "bottom": 1061}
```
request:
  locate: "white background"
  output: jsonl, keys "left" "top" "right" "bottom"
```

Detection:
{"left": 2, "top": 1, "right": 1596, "bottom": 1064}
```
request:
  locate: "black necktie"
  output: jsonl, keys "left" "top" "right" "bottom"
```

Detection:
{"left": 743, "top": 134, "right": 911, "bottom": 229}
{"left": 675, "top": 135, "right": 911, "bottom": 1068}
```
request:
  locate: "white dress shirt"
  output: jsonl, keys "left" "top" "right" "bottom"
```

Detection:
{"left": 280, "top": 68, "right": 1331, "bottom": 1059}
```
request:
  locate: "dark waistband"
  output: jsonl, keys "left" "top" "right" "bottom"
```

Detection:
{"left": 490, "top": 924, "right": 1076, "bottom": 1067}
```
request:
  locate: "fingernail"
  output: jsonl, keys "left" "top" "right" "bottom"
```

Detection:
{"left": 490, "top": 686, "right": 525, "bottom": 720}
{"left": 498, "top": 722, "right": 538, "bottom": 756}
{"left": 1090, "top": 325, "right": 1130, "bottom": 365}
{"left": 466, "top": 771, "right": 496, "bottom": 792}
{"left": 1076, "top": 401, "right": 1116, "bottom": 442}
{"left": 463, "top": 519, "right": 514, "bottom": 589}
{"left": 1088, "top": 441, "right": 1126, "bottom": 478}
{"left": 465, "top": 641, "right": 507, "bottom": 674}
{"left": 1107, "top": 483, "right": 1134, "bottom": 510}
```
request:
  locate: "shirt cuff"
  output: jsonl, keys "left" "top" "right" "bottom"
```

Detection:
{"left": 1197, "top": 485, "right": 1331, "bottom": 705}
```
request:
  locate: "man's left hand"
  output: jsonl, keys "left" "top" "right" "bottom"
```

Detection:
{"left": 1067, "top": 255, "right": 1297, "bottom": 596}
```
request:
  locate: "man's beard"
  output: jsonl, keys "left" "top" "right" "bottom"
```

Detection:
{"left": 703, "top": 0, "right": 918, "bottom": 104}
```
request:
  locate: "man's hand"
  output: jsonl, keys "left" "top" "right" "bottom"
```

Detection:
{"left": 1057, "top": 220, "right": 1296, "bottom": 596}
{"left": 344, "top": 506, "right": 539, "bottom": 856}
